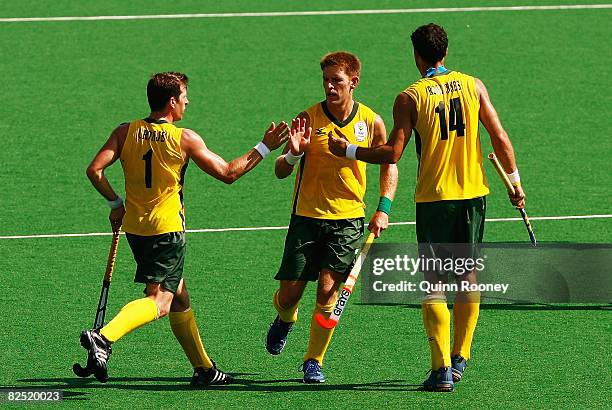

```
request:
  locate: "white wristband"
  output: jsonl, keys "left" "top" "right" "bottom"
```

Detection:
{"left": 507, "top": 169, "right": 521, "bottom": 185}
{"left": 346, "top": 144, "right": 358, "bottom": 160}
{"left": 107, "top": 196, "right": 124, "bottom": 209}
{"left": 254, "top": 142, "right": 270, "bottom": 159}
{"left": 284, "top": 151, "right": 304, "bottom": 166}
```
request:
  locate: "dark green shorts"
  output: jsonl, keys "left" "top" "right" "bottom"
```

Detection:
{"left": 416, "top": 196, "right": 486, "bottom": 244}
{"left": 416, "top": 197, "right": 486, "bottom": 273}
{"left": 275, "top": 215, "right": 365, "bottom": 282}
{"left": 125, "top": 231, "right": 186, "bottom": 293}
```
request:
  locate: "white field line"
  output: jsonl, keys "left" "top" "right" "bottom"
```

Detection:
{"left": 1, "top": 5, "right": 611, "bottom": 23}
{"left": 1, "top": 214, "right": 610, "bottom": 240}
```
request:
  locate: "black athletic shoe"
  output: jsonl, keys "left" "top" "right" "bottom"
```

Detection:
{"left": 191, "top": 363, "right": 234, "bottom": 387}
{"left": 80, "top": 330, "right": 112, "bottom": 383}
{"left": 266, "top": 315, "right": 293, "bottom": 355}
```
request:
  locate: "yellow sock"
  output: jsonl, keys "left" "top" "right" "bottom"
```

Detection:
{"left": 304, "top": 302, "right": 335, "bottom": 365}
{"left": 100, "top": 297, "right": 158, "bottom": 343}
{"left": 169, "top": 309, "right": 214, "bottom": 369}
{"left": 273, "top": 289, "right": 299, "bottom": 323}
{"left": 452, "top": 292, "right": 480, "bottom": 360}
{"left": 422, "top": 297, "right": 451, "bottom": 370}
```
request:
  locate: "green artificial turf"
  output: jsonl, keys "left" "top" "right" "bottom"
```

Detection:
{"left": 0, "top": 2, "right": 610, "bottom": 408}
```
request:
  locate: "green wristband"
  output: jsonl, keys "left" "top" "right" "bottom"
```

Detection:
{"left": 377, "top": 196, "right": 392, "bottom": 215}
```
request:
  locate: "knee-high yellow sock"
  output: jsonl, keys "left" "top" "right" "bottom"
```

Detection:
{"left": 422, "top": 297, "right": 451, "bottom": 370}
{"left": 452, "top": 292, "right": 480, "bottom": 360}
{"left": 304, "top": 302, "right": 335, "bottom": 365}
{"left": 100, "top": 297, "right": 158, "bottom": 343}
{"left": 273, "top": 289, "right": 299, "bottom": 323}
{"left": 169, "top": 309, "right": 214, "bottom": 369}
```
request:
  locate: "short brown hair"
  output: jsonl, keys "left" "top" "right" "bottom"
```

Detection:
{"left": 410, "top": 23, "right": 448, "bottom": 65}
{"left": 320, "top": 51, "right": 361, "bottom": 77}
{"left": 147, "top": 72, "right": 189, "bottom": 112}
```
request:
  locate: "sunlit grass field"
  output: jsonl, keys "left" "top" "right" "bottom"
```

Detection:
{"left": 1, "top": 1, "right": 610, "bottom": 408}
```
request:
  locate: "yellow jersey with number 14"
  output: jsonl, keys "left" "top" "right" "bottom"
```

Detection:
{"left": 404, "top": 70, "right": 489, "bottom": 203}
{"left": 120, "top": 119, "right": 188, "bottom": 236}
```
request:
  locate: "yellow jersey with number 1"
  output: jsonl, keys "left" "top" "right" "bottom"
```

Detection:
{"left": 120, "top": 119, "right": 188, "bottom": 236}
{"left": 404, "top": 70, "right": 489, "bottom": 203}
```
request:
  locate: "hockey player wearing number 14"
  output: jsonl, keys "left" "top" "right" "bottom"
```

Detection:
{"left": 328, "top": 24, "right": 527, "bottom": 392}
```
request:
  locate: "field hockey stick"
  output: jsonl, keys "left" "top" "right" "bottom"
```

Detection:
{"left": 93, "top": 229, "right": 120, "bottom": 329}
{"left": 315, "top": 232, "right": 375, "bottom": 329}
{"left": 73, "top": 229, "right": 120, "bottom": 378}
{"left": 488, "top": 153, "right": 537, "bottom": 246}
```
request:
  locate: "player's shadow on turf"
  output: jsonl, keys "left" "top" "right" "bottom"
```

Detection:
{"left": 15, "top": 377, "right": 420, "bottom": 393}
{"left": 105, "top": 378, "right": 418, "bottom": 392}
{"left": 227, "top": 378, "right": 421, "bottom": 392}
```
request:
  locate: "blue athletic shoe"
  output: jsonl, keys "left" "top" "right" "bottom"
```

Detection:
{"left": 422, "top": 367, "right": 454, "bottom": 392}
{"left": 266, "top": 316, "right": 293, "bottom": 355}
{"left": 451, "top": 355, "right": 467, "bottom": 382}
{"left": 302, "top": 359, "right": 326, "bottom": 383}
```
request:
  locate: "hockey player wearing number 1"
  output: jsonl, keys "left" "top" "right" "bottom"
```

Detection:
{"left": 83, "top": 71, "right": 289, "bottom": 386}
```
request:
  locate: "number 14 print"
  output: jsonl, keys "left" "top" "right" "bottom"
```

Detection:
{"left": 435, "top": 98, "right": 465, "bottom": 140}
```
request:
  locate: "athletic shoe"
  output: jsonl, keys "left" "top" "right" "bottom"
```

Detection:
{"left": 301, "top": 359, "right": 326, "bottom": 383}
{"left": 422, "top": 367, "right": 454, "bottom": 392}
{"left": 451, "top": 355, "right": 467, "bottom": 382}
{"left": 80, "top": 330, "right": 112, "bottom": 383}
{"left": 191, "top": 362, "right": 234, "bottom": 387}
{"left": 266, "top": 316, "right": 293, "bottom": 355}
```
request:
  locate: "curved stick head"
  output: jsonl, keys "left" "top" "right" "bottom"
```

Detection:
{"left": 73, "top": 362, "right": 94, "bottom": 378}
{"left": 314, "top": 313, "right": 338, "bottom": 329}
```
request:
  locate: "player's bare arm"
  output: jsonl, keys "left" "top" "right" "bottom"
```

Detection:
{"left": 86, "top": 124, "right": 128, "bottom": 230}
{"left": 368, "top": 115, "right": 399, "bottom": 238}
{"left": 275, "top": 112, "right": 311, "bottom": 179}
{"left": 327, "top": 93, "right": 415, "bottom": 164}
{"left": 182, "top": 122, "right": 288, "bottom": 184}
{"left": 476, "top": 78, "right": 525, "bottom": 208}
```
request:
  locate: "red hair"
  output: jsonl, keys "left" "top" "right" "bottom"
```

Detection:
{"left": 320, "top": 51, "right": 361, "bottom": 76}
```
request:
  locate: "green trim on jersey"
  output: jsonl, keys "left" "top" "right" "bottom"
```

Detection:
{"left": 321, "top": 100, "right": 360, "bottom": 127}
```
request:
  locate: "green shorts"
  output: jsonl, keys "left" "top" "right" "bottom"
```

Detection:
{"left": 125, "top": 231, "right": 186, "bottom": 293}
{"left": 275, "top": 215, "right": 365, "bottom": 282}
{"left": 416, "top": 196, "right": 486, "bottom": 244}
{"left": 416, "top": 197, "right": 486, "bottom": 273}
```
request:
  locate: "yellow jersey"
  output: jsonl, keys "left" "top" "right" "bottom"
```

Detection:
{"left": 120, "top": 119, "right": 187, "bottom": 235}
{"left": 404, "top": 70, "right": 489, "bottom": 202}
{"left": 292, "top": 101, "right": 377, "bottom": 219}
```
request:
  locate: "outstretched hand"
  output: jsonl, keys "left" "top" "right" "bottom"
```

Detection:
{"left": 261, "top": 121, "right": 289, "bottom": 151}
{"left": 288, "top": 117, "right": 312, "bottom": 155}
{"left": 327, "top": 128, "right": 348, "bottom": 157}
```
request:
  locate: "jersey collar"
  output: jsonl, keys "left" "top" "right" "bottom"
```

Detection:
{"left": 321, "top": 100, "right": 359, "bottom": 128}
{"left": 425, "top": 65, "right": 449, "bottom": 78}
{"left": 144, "top": 117, "right": 169, "bottom": 124}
